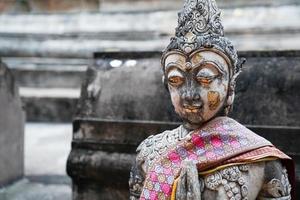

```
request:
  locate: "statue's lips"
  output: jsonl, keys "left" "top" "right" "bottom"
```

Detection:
{"left": 183, "top": 105, "right": 202, "bottom": 113}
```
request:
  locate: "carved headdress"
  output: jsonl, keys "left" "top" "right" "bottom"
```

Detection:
{"left": 162, "top": 0, "right": 244, "bottom": 82}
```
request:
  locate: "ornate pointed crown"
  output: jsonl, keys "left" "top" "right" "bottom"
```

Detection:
{"left": 176, "top": 0, "right": 224, "bottom": 39}
{"left": 162, "top": 0, "right": 244, "bottom": 79}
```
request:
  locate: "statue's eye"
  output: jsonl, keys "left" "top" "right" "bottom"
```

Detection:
{"left": 196, "top": 67, "right": 219, "bottom": 85}
{"left": 168, "top": 76, "right": 184, "bottom": 86}
{"left": 197, "top": 77, "right": 214, "bottom": 84}
{"left": 167, "top": 69, "right": 184, "bottom": 86}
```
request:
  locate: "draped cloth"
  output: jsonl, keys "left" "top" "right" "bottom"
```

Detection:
{"left": 139, "top": 117, "right": 294, "bottom": 200}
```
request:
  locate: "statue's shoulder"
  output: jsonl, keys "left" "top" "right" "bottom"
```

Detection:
{"left": 217, "top": 117, "right": 273, "bottom": 145}
{"left": 136, "top": 126, "right": 184, "bottom": 166}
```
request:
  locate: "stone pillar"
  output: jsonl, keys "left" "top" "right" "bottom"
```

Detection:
{"left": 0, "top": 59, "right": 25, "bottom": 186}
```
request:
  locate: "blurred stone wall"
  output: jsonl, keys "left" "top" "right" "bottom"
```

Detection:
{"left": 0, "top": 0, "right": 299, "bottom": 13}
{"left": 0, "top": 0, "right": 100, "bottom": 13}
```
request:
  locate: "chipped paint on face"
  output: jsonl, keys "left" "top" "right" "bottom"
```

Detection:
{"left": 190, "top": 53, "right": 203, "bottom": 65}
{"left": 207, "top": 91, "right": 221, "bottom": 110}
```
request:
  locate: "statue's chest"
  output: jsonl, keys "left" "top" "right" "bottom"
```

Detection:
{"left": 200, "top": 163, "right": 265, "bottom": 200}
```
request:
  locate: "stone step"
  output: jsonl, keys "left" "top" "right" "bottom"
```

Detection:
{"left": 2, "top": 57, "right": 89, "bottom": 67}
{"left": 0, "top": 5, "right": 299, "bottom": 58}
{"left": 19, "top": 87, "right": 80, "bottom": 99}
{"left": 1, "top": 57, "right": 84, "bottom": 122}
{"left": 3, "top": 57, "right": 88, "bottom": 88}
{"left": 1, "top": 6, "right": 299, "bottom": 35}
{"left": 100, "top": 0, "right": 300, "bottom": 12}
{"left": 2, "top": 32, "right": 300, "bottom": 58}
{"left": 12, "top": 68, "right": 84, "bottom": 89}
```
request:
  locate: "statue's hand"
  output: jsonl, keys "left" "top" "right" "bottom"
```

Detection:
{"left": 176, "top": 161, "right": 201, "bottom": 200}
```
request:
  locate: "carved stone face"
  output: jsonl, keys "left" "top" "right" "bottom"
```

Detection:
{"left": 163, "top": 49, "right": 230, "bottom": 129}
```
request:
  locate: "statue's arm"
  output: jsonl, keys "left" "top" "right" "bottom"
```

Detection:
{"left": 129, "top": 159, "right": 144, "bottom": 200}
{"left": 129, "top": 140, "right": 148, "bottom": 200}
{"left": 258, "top": 160, "right": 292, "bottom": 200}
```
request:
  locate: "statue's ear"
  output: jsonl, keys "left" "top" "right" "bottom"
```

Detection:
{"left": 226, "top": 87, "right": 235, "bottom": 107}
{"left": 232, "top": 57, "right": 246, "bottom": 83}
{"left": 223, "top": 85, "right": 235, "bottom": 115}
{"left": 224, "top": 57, "right": 246, "bottom": 115}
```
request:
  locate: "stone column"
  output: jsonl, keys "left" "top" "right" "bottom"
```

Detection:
{"left": 0, "top": 59, "right": 25, "bottom": 186}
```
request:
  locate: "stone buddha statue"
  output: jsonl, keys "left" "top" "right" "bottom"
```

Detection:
{"left": 129, "top": 0, "right": 295, "bottom": 199}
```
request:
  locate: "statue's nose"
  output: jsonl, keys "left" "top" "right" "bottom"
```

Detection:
{"left": 182, "top": 91, "right": 201, "bottom": 104}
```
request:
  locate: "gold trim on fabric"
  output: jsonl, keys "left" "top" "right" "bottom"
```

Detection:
{"left": 199, "top": 157, "right": 278, "bottom": 175}
{"left": 171, "top": 177, "right": 179, "bottom": 200}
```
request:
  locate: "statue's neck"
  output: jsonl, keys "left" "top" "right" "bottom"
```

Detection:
{"left": 183, "top": 120, "right": 205, "bottom": 131}
{"left": 182, "top": 117, "right": 218, "bottom": 132}
{"left": 183, "top": 122, "right": 200, "bottom": 131}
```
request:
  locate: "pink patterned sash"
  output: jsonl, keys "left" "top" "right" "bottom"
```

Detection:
{"left": 139, "top": 117, "right": 275, "bottom": 200}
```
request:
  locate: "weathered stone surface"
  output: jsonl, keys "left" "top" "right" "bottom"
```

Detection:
{"left": 77, "top": 58, "right": 177, "bottom": 121}
{"left": 72, "top": 181, "right": 128, "bottom": 200}
{"left": 233, "top": 51, "right": 300, "bottom": 126}
{"left": 0, "top": 59, "right": 25, "bottom": 187}
{"left": 22, "top": 95, "right": 77, "bottom": 122}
